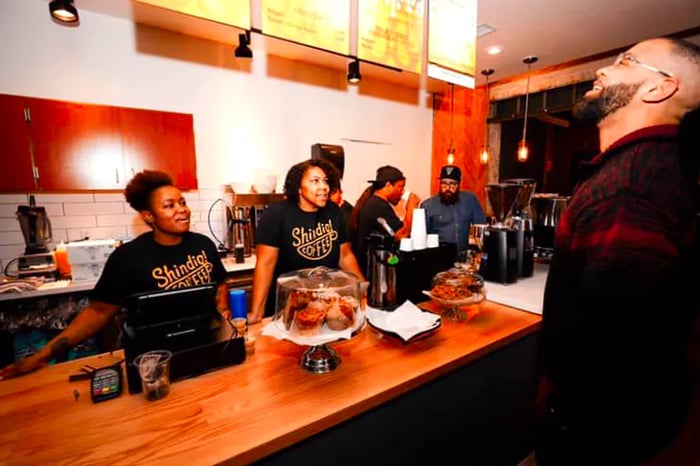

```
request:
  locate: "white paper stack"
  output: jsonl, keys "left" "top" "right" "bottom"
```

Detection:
{"left": 410, "top": 208, "right": 427, "bottom": 250}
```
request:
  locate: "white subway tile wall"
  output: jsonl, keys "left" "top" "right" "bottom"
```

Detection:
{"left": 0, "top": 189, "right": 229, "bottom": 274}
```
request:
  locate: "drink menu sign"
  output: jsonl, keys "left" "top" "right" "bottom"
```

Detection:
{"left": 357, "top": 0, "right": 425, "bottom": 74}
{"left": 135, "top": 0, "right": 250, "bottom": 29}
{"left": 261, "top": 0, "right": 350, "bottom": 55}
{"left": 427, "top": 0, "right": 477, "bottom": 88}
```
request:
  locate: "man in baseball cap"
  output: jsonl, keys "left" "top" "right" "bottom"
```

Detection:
{"left": 420, "top": 164, "right": 486, "bottom": 254}
{"left": 353, "top": 165, "right": 419, "bottom": 275}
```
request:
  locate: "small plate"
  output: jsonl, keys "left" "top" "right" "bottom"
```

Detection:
{"left": 366, "top": 306, "right": 442, "bottom": 344}
{"left": 367, "top": 317, "right": 441, "bottom": 344}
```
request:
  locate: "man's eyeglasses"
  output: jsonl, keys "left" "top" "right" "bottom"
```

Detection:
{"left": 613, "top": 52, "right": 673, "bottom": 78}
{"left": 440, "top": 181, "right": 459, "bottom": 188}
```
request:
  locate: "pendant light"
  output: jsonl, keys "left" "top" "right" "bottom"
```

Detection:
{"left": 479, "top": 69, "right": 495, "bottom": 165}
{"left": 517, "top": 56, "right": 538, "bottom": 163}
{"left": 447, "top": 83, "right": 455, "bottom": 164}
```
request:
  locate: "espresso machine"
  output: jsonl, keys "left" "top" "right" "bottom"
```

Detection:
{"left": 503, "top": 178, "right": 536, "bottom": 279}
{"left": 227, "top": 192, "right": 285, "bottom": 257}
{"left": 482, "top": 183, "right": 520, "bottom": 284}
{"left": 16, "top": 195, "right": 57, "bottom": 279}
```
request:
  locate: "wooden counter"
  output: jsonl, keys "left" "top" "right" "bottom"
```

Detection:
{"left": 0, "top": 301, "right": 540, "bottom": 465}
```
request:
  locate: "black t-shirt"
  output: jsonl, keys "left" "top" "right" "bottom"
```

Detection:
{"left": 255, "top": 199, "right": 350, "bottom": 316}
{"left": 91, "top": 231, "right": 226, "bottom": 307}
{"left": 355, "top": 195, "right": 402, "bottom": 274}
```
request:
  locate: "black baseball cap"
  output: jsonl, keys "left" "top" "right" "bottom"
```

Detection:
{"left": 368, "top": 165, "right": 405, "bottom": 183}
{"left": 439, "top": 165, "right": 462, "bottom": 181}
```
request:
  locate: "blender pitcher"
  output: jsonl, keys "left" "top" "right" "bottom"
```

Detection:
{"left": 16, "top": 195, "right": 53, "bottom": 254}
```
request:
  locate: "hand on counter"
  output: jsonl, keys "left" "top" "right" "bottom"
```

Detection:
{"left": 0, "top": 347, "right": 52, "bottom": 381}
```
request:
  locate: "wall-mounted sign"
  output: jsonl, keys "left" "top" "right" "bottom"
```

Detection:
{"left": 135, "top": 0, "right": 251, "bottom": 29}
{"left": 357, "top": 0, "right": 425, "bottom": 74}
{"left": 261, "top": 0, "right": 350, "bottom": 55}
{"left": 427, "top": 0, "right": 476, "bottom": 88}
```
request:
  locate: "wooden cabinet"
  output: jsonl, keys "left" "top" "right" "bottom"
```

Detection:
{"left": 0, "top": 93, "right": 198, "bottom": 192}
{"left": 0, "top": 94, "right": 35, "bottom": 191}
{"left": 27, "top": 97, "right": 125, "bottom": 190}
{"left": 119, "top": 108, "right": 197, "bottom": 190}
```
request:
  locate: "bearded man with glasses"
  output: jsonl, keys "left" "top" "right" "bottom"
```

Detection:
{"left": 419, "top": 165, "right": 485, "bottom": 260}
{"left": 535, "top": 37, "right": 700, "bottom": 465}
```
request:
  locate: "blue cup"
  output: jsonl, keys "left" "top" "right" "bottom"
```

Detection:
{"left": 228, "top": 289, "right": 247, "bottom": 320}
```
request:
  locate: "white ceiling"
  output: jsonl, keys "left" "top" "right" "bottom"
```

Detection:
{"left": 476, "top": 0, "right": 700, "bottom": 85}
{"left": 70, "top": 0, "right": 700, "bottom": 87}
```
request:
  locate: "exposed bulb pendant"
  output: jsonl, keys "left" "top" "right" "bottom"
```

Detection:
{"left": 447, "top": 83, "right": 455, "bottom": 163}
{"left": 518, "top": 55, "right": 538, "bottom": 163}
{"left": 480, "top": 68, "right": 495, "bottom": 166}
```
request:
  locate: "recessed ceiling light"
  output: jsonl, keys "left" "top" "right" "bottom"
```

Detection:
{"left": 486, "top": 46, "right": 502, "bottom": 55}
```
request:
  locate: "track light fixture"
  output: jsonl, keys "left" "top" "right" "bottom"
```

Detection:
{"left": 49, "top": 0, "right": 79, "bottom": 25}
{"left": 347, "top": 59, "right": 361, "bottom": 84}
{"left": 234, "top": 31, "right": 253, "bottom": 59}
{"left": 479, "top": 69, "right": 495, "bottom": 166}
{"left": 518, "top": 56, "right": 538, "bottom": 163}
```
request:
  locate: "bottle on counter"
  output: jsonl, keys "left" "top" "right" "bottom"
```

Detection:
{"left": 54, "top": 241, "right": 72, "bottom": 278}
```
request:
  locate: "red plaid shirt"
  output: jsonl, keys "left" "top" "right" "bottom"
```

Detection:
{"left": 540, "top": 125, "right": 697, "bottom": 454}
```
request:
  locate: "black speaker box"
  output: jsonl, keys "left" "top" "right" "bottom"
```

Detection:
{"left": 311, "top": 143, "right": 345, "bottom": 178}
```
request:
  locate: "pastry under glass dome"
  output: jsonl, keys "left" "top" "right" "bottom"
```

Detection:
{"left": 272, "top": 266, "right": 364, "bottom": 372}
{"left": 422, "top": 266, "right": 486, "bottom": 321}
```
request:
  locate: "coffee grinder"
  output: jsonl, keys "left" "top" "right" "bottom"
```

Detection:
{"left": 16, "top": 195, "right": 57, "bottom": 279}
{"left": 503, "top": 178, "right": 537, "bottom": 279}
{"left": 482, "top": 183, "right": 520, "bottom": 284}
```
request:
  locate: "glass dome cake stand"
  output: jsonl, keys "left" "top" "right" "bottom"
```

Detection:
{"left": 422, "top": 267, "right": 486, "bottom": 321}
{"left": 270, "top": 312, "right": 366, "bottom": 373}
{"left": 269, "top": 266, "right": 367, "bottom": 373}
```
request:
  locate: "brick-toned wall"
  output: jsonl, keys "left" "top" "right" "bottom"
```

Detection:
{"left": 0, "top": 189, "right": 228, "bottom": 273}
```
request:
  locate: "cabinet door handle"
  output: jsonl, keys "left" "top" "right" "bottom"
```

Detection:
{"left": 115, "top": 169, "right": 119, "bottom": 184}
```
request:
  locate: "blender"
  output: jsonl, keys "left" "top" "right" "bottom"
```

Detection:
{"left": 482, "top": 183, "right": 520, "bottom": 284}
{"left": 503, "top": 178, "right": 537, "bottom": 279}
{"left": 16, "top": 195, "right": 57, "bottom": 279}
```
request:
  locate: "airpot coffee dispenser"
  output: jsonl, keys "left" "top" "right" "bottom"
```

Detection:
{"left": 367, "top": 232, "right": 398, "bottom": 310}
{"left": 482, "top": 183, "right": 520, "bottom": 284}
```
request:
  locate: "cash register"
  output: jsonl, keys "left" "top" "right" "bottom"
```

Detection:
{"left": 122, "top": 283, "right": 245, "bottom": 394}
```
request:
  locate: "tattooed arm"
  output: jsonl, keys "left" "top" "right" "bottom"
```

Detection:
{"left": 0, "top": 300, "right": 121, "bottom": 380}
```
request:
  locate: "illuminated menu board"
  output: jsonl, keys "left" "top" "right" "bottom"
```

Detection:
{"left": 261, "top": 0, "right": 350, "bottom": 55}
{"left": 357, "top": 0, "right": 425, "bottom": 74}
{"left": 135, "top": 0, "right": 251, "bottom": 29}
{"left": 427, "top": 0, "right": 477, "bottom": 88}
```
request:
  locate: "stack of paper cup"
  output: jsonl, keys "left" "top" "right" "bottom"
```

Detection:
{"left": 427, "top": 233, "right": 439, "bottom": 248}
{"left": 410, "top": 208, "right": 427, "bottom": 250}
{"left": 399, "top": 238, "right": 413, "bottom": 252}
